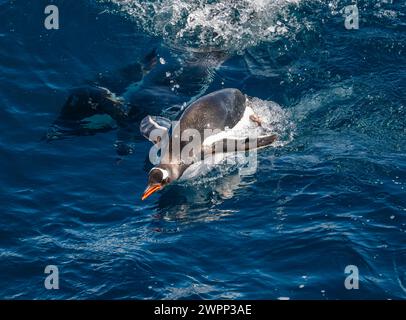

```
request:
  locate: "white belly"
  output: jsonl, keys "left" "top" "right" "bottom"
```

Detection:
{"left": 202, "top": 106, "right": 256, "bottom": 147}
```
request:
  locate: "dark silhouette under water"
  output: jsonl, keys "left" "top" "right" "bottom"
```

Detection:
{"left": 46, "top": 48, "right": 229, "bottom": 156}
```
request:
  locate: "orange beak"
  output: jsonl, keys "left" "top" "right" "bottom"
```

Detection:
{"left": 141, "top": 184, "right": 162, "bottom": 200}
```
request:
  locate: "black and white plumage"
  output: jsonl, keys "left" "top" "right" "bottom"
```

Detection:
{"left": 141, "top": 88, "right": 277, "bottom": 200}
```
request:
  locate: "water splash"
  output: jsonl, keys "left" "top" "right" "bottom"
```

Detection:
{"left": 247, "top": 96, "right": 295, "bottom": 147}
{"left": 99, "top": 0, "right": 309, "bottom": 52}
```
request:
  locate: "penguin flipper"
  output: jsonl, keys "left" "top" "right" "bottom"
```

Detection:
{"left": 205, "top": 134, "right": 278, "bottom": 154}
{"left": 140, "top": 115, "right": 171, "bottom": 144}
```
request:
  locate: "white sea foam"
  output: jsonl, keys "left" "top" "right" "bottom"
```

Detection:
{"left": 246, "top": 96, "right": 295, "bottom": 147}
{"left": 99, "top": 0, "right": 400, "bottom": 53}
{"left": 100, "top": 0, "right": 308, "bottom": 52}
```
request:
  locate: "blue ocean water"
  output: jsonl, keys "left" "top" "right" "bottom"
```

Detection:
{"left": 0, "top": 0, "right": 405, "bottom": 299}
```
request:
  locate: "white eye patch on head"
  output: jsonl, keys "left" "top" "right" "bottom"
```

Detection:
{"left": 150, "top": 167, "right": 169, "bottom": 180}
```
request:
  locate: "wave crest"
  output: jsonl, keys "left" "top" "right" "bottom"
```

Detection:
{"left": 100, "top": 0, "right": 307, "bottom": 52}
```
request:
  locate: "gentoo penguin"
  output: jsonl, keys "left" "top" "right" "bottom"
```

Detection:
{"left": 141, "top": 88, "right": 277, "bottom": 200}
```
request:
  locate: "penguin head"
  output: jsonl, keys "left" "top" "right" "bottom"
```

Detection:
{"left": 141, "top": 167, "right": 171, "bottom": 200}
